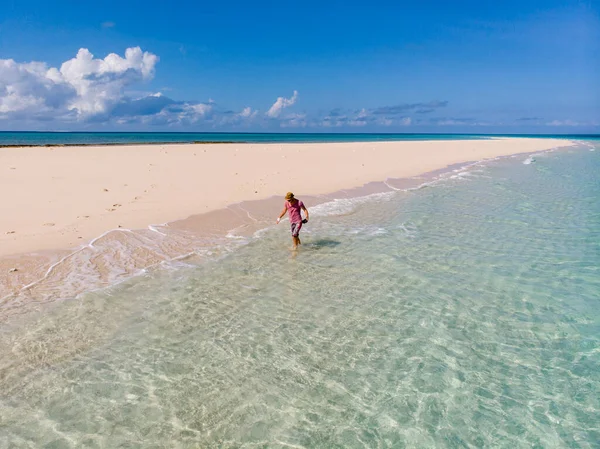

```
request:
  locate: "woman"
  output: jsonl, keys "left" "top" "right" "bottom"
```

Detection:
{"left": 276, "top": 192, "right": 309, "bottom": 250}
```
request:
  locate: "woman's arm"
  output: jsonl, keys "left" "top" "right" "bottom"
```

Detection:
{"left": 276, "top": 205, "right": 287, "bottom": 223}
{"left": 301, "top": 204, "right": 309, "bottom": 222}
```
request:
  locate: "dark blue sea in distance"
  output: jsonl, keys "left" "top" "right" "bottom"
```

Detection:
{"left": 0, "top": 131, "right": 598, "bottom": 146}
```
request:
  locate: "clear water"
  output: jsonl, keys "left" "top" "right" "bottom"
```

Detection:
{"left": 0, "top": 131, "right": 595, "bottom": 146}
{"left": 1, "top": 143, "right": 599, "bottom": 448}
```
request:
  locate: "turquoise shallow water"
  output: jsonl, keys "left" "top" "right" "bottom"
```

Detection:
{"left": 1, "top": 143, "right": 599, "bottom": 448}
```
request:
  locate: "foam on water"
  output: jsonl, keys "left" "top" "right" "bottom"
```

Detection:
{"left": 0, "top": 223, "right": 255, "bottom": 318}
{"left": 1, "top": 142, "right": 598, "bottom": 447}
{"left": 309, "top": 191, "right": 396, "bottom": 218}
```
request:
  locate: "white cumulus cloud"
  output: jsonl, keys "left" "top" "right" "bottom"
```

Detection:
{"left": 0, "top": 47, "right": 158, "bottom": 121}
{"left": 266, "top": 90, "right": 298, "bottom": 118}
{"left": 0, "top": 48, "right": 266, "bottom": 128}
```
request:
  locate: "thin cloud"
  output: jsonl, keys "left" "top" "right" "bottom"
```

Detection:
{"left": 429, "top": 117, "right": 477, "bottom": 126}
{"left": 316, "top": 108, "right": 412, "bottom": 128}
{"left": 372, "top": 100, "right": 448, "bottom": 115}
{"left": 279, "top": 112, "right": 307, "bottom": 128}
{"left": 101, "top": 21, "right": 116, "bottom": 28}
{"left": 545, "top": 119, "right": 581, "bottom": 126}
{"left": 266, "top": 90, "right": 298, "bottom": 118}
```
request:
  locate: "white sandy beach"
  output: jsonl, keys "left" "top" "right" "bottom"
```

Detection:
{"left": 1, "top": 138, "right": 572, "bottom": 258}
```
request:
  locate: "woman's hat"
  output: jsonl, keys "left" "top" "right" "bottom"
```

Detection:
{"left": 285, "top": 192, "right": 294, "bottom": 200}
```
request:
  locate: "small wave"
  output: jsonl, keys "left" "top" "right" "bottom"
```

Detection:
{"left": 309, "top": 191, "right": 395, "bottom": 218}
{"left": 160, "top": 255, "right": 199, "bottom": 271}
{"left": 253, "top": 226, "right": 275, "bottom": 239}
{"left": 225, "top": 232, "right": 248, "bottom": 240}
{"left": 148, "top": 223, "right": 168, "bottom": 236}
{"left": 449, "top": 171, "right": 476, "bottom": 179}
{"left": 397, "top": 222, "right": 418, "bottom": 238}
{"left": 523, "top": 156, "right": 535, "bottom": 165}
{"left": 382, "top": 179, "right": 402, "bottom": 191}
{"left": 346, "top": 226, "right": 388, "bottom": 236}
{"left": 367, "top": 227, "right": 388, "bottom": 236}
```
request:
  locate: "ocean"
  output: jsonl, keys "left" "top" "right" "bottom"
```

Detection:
{"left": 0, "top": 131, "right": 597, "bottom": 146}
{"left": 0, "top": 141, "right": 598, "bottom": 447}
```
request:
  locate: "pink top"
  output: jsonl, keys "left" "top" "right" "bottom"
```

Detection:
{"left": 286, "top": 200, "right": 304, "bottom": 223}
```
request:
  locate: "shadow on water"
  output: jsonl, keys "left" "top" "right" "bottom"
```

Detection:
{"left": 306, "top": 239, "right": 341, "bottom": 249}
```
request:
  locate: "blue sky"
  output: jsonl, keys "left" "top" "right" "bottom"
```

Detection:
{"left": 0, "top": 0, "right": 598, "bottom": 133}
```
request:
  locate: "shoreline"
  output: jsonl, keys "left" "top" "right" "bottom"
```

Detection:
{"left": 0, "top": 138, "right": 577, "bottom": 318}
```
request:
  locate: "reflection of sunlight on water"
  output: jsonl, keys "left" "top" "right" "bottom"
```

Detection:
{"left": 0, "top": 145, "right": 598, "bottom": 447}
